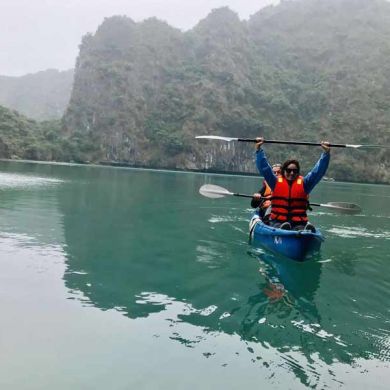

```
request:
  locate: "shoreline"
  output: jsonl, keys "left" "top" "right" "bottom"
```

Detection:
{"left": 1, "top": 158, "right": 389, "bottom": 186}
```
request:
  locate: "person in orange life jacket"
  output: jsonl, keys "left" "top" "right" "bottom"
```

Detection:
{"left": 255, "top": 137, "right": 331, "bottom": 231}
{"left": 251, "top": 163, "right": 281, "bottom": 221}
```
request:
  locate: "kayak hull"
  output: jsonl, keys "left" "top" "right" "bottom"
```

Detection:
{"left": 249, "top": 216, "right": 324, "bottom": 261}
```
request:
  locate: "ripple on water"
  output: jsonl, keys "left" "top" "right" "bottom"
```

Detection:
{"left": 0, "top": 172, "right": 63, "bottom": 189}
{"left": 208, "top": 215, "right": 248, "bottom": 223}
{"left": 327, "top": 226, "right": 390, "bottom": 239}
{"left": 195, "top": 242, "right": 225, "bottom": 267}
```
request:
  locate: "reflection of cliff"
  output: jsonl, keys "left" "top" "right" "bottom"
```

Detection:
{"left": 0, "top": 166, "right": 65, "bottom": 245}
{"left": 57, "top": 169, "right": 318, "bottom": 360}
{"left": 58, "top": 168, "right": 383, "bottom": 388}
{"left": 59, "top": 167, "right": 215, "bottom": 318}
{"left": 59, "top": 166, "right": 323, "bottom": 321}
{"left": 1, "top": 161, "right": 387, "bottom": 389}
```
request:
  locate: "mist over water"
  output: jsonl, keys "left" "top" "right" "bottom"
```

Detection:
{"left": 0, "top": 160, "right": 389, "bottom": 389}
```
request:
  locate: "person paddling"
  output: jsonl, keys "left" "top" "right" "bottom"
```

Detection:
{"left": 251, "top": 163, "right": 281, "bottom": 222}
{"left": 255, "top": 137, "right": 331, "bottom": 231}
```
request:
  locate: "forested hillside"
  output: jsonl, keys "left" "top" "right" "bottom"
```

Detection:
{"left": 61, "top": 0, "right": 390, "bottom": 183}
{"left": 3, "top": 0, "right": 390, "bottom": 183}
{"left": 0, "top": 105, "right": 68, "bottom": 161}
{"left": 0, "top": 69, "right": 74, "bottom": 120}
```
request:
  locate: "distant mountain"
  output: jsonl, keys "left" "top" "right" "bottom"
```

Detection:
{"left": 8, "top": 0, "right": 389, "bottom": 183}
{"left": 61, "top": 0, "right": 390, "bottom": 183}
{"left": 0, "top": 69, "right": 74, "bottom": 120}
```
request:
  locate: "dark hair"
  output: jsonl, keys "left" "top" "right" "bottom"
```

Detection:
{"left": 282, "top": 159, "right": 300, "bottom": 175}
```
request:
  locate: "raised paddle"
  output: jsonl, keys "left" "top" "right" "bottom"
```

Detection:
{"left": 196, "top": 135, "right": 389, "bottom": 149}
{"left": 199, "top": 184, "right": 362, "bottom": 213}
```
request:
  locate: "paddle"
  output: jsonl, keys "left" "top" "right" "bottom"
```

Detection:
{"left": 199, "top": 184, "right": 254, "bottom": 199}
{"left": 199, "top": 184, "right": 362, "bottom": 213}
{"left": 196, "top": 135, "right": 389, "bottom": 149}
{"left": 309, "top": 202, "right": 362, "bottom": 214}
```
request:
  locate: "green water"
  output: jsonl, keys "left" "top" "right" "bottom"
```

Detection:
{"left": 0, "top": 160, "right": 389, "bottom": 389}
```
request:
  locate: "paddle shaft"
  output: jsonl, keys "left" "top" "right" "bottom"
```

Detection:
{"left": 204, "top": 190, "right": 347, "bottom": 205}
{"left": 206, "top": 192, "right": 340, "bottom": 205}
{"left": 237, "top": 138, "right": 348, "bottom": 147}
{"left": 234, "top": 198, "right": 357, "bottom": 212}
{"left": 232, "top": 198, "right": 346, "bottom": 207}
{"left": 232, "top": 193, "right": 254, "bottom": 198}
{"left": 196, "top": 135, "right": 389, "bottom": 148}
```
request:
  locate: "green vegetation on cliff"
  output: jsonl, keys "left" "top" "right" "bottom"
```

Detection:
{"left": 0, "top": 105, "right": 81, "bottom": 161}
{"left": 3, "top": 0, "right": 390, "bottom": 183}
{"left": 61, "top": 0, "right": 390, "bottom": 183}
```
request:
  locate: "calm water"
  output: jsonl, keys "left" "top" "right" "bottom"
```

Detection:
{"left": 0, "top": 160, "right": 389, "bottom": 389}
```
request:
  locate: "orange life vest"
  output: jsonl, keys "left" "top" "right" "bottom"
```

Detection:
{"left": 261, "top": 181, "right": 272, "bottom": 209}
{"left": 270, "top": 176, "right": 309, "bottom": 223}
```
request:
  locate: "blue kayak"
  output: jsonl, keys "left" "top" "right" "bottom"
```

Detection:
{"left": 249, "top": 215, "right": 324, "bottom": 261}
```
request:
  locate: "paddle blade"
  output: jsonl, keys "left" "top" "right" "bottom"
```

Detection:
{"left": 321, "top": 202, "right": 362, "bottom": 214}
{"left": 346, "top": 144, "right": 390, "bottom": 149}
{"left": 325, "top": 202, "right": 362, "bottom": 214}
{"left": 199, "top": 184, "right": 232, "bottom": 198}
{"left": 196, "top": 135, "right": 238, "bottom": 142}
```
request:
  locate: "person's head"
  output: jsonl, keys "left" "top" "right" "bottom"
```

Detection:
{"left": 281, "top": 159, "right": 300, "bottom": 181}
{"left": 272, "top": 163, "right": 282, "bottom": 176}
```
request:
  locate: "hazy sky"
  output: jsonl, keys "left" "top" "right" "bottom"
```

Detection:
{"left": 0, "top": 0, "right": 280, "bottom": 77}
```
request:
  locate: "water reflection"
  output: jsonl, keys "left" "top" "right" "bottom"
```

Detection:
{"left": 0, "top": 160, "right": 390, "bottom": 388}
{"left": 54, "top": 167, "right": 390, "bottom": 386}
{"left": 2, "top": 162, "right": 388, "bottom": 388}
{"left": 248, "top": 250, "right": 322, "bottom": 320}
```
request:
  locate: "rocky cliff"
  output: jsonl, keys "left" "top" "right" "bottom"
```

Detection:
{"left": 61, "top": 0, "right": 390, "bottom": 183}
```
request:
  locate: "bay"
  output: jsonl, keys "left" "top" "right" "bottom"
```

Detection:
{"left": 0, "top": 160, "right": 389, "bottom": 389}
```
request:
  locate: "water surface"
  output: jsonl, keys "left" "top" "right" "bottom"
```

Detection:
{"left": 0, "top": 161, "right": 389, "bottom": 389}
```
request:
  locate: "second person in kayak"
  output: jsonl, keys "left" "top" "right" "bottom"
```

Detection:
{"left": 255, "top": 137, "right": 331, "bottom": 231}
{"left": 251, "top": 163, "right": 281, "bottom": 222}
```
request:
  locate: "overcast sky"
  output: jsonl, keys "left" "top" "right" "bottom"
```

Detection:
{"left": 0, "top": 0, "right": 280, "bottom": 77}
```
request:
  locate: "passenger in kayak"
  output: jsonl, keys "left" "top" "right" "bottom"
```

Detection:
{"left": 255, "top": 138, "right": 331, "bottom": 231}
{"left": 251, "top": 163, "right": 281, "bottom": 222}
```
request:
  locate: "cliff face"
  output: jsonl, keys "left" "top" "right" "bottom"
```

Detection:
{"left": 62, "top": 0, "right": 390, "bottom": 183}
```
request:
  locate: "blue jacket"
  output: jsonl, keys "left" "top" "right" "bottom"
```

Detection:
{"left": 256, "top": 149, "right": 330, "bottom": 194}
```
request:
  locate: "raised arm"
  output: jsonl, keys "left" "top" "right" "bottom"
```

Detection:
{"left": 304, "top": 141, "right": 331, "bottom": 194}
{"left": 255, "top": 138, "right": 277, "bottom": 190}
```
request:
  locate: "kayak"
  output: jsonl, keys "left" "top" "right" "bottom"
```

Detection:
{"left": 249, "top": 214, "right": 324, "bottom": 261}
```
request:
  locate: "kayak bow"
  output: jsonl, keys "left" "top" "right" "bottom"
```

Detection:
{"left": 249, "top": 214, "right": 324, "bottom": 261}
